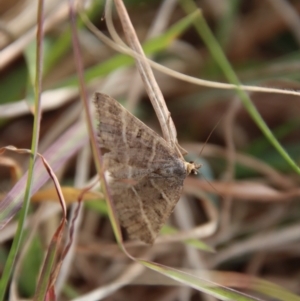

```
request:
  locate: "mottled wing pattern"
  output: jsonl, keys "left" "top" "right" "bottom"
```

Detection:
{"left": 94, "top": 93, "right": 187, "bottom": 243}
{"left": 94, "top": 92, "right": 178, "bottom": 179}
{"left": 110, "top": 175, "right": 184, "bottom": 244}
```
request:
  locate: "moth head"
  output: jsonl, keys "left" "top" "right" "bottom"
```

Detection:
{"left": 185, "top": 161, "right": 201, "bottom": 175}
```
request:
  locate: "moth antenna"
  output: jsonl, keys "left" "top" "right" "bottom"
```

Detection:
{"left": 199, "top": 115, "right": 224, "bottom": 157}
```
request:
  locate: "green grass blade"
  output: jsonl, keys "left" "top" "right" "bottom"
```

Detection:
{"left": 0, "top": 2, "right": 44, "bottom": 298}
{"left": 179, "top": 0, "right": 300, "bottom": 175}
{"left": 139, "top": 261, "right": 259, "bottom": 301}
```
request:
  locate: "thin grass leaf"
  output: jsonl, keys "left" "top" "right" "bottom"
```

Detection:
{"left": 0, "top": 148, "right": 68, "bottom": 300}
{"left": 62, "top": 10, "right": 200, "bottom": 87}
{"left": 0, "top": 1, "right": 45, "bottom": 298}
{"left": 179, "top": 0, "right": 300, "bottom": 175}
{"left": 139, "top": 261, "right": 260, "bottom": 301}
{"left": 31, "top": 187, "right": 102, "bottom": 204}
{"left": 161, "top": 225, "right": 215, "bottom": 252}
{"left": 0, "top": 122, "right": 88, "bottom": 229}
{"left": 34, "top": 221, "right": 65, "bottom": 301}
{"left": 69, "top": 0, "right": 124, "bottom": 248}
{"left": 33, "top": 155, "right": 67, "bottom": 301}
{"left": 46, "top": 188, "right": 94, "bottom": 298}
{"left": 24, "top": 41, "right": 38, "bottom": 88}
{"left": 184, "top": 238, "right": 215, "bottom": 252}
{"left": 255, "top": 279, "right": 300, "bottom": 301}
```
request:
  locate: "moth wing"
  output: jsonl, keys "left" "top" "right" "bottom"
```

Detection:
{"left": 94, "top": 93, "right": 187, "bottom": 244}
{"left": 110, "top": 174, "right": 185, "bottom": 244}
{"left": 94, "top": 93, "right": 178, "bottom": 178}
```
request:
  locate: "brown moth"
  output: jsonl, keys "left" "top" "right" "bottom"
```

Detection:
{"left": 94, "top": 93, "right": 200, "bottom": 244}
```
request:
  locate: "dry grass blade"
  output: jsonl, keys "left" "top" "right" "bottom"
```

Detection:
{"left": 2, "top": 1, "right": 300, "bottom": 300}
{"left": 0, "top": 87, "right": 78, "bottom": 118}
{"left": 33, "top": 154, "right": 67, "bottom": 300}
{"left": 186, "top": 177, "right": 300, "bottom": 202}
{"left": 112, "top": 0, "right": 178, "bottom": 148}
{"left": 124, "top": 0, "right": 178, "bottom": 112}
{"left": 69, "top": 0, "right": 124, "bottom": 251}
{"left": 0, "top": 121, "right": 88, "bottom": 229}
{"left": 31, "top": 186, "right": 102, "bottom": 204}
{"left": 0, "top": 146, "right": 67, "bottom": 300}
{"left": 0, "top": 0, "right": 44, "bottom": 293}
{"left": 79, "top": 5, "right": 300, "bottom": 98}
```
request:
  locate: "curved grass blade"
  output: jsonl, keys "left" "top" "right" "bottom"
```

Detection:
{"left": 62, "top": 10, "right": 200, "bottom": 87}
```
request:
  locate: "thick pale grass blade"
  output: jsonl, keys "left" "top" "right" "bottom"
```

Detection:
{"left": 0, "top": 121, "right": 88, "bottom": 229}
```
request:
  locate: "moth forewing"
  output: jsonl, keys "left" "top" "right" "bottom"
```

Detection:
{"left": 94, "top": 93, "right": 200, "bottom": 244}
